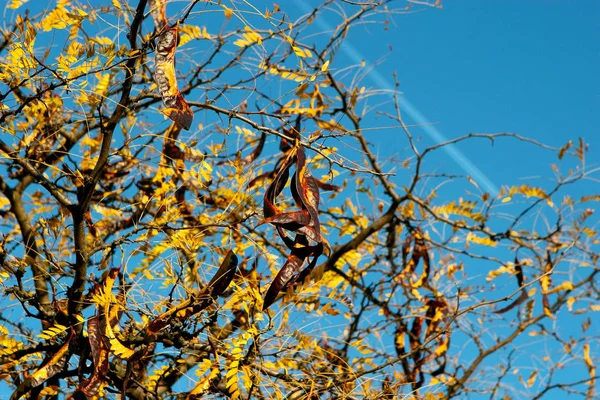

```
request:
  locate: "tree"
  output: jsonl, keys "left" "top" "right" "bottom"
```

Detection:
{"left": 0, "top": 0, "right": 597, "bottom": 399}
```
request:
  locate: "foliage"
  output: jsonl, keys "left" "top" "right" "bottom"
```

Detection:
{"left": 0, "top": 0, "right": 597, "bottom": 399}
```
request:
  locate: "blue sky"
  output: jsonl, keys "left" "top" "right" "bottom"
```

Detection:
{"left": 355, "top": 0, "right": 599, "bottom": 192}
{"left": 290, "top": 0, "right": 600, "bottom": 197}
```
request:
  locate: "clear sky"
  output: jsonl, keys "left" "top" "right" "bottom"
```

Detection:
{"left": 323, "top": 0, "right": 600, "bottom": 193}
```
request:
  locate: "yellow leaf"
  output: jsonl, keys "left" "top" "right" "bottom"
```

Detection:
{"left": 321, "top": 60, "right": 330, "bottom": 72}
{"left": 190, "top": 366, "right": 220, "bottom": 395}
{"left": 466, "top": 233, "right": 497, "bottom": 247}
{"left": 112, "top": 0, "right": 121, "bottom": 9}
{"left": 223, "top": 6, "right": 233, "bottom": 19}
{"left": 547, "top": 281, "right": 573, "bottom": 294}
{"left": 293, "top": 46, "right": 307, "bottom": 57}
{"left": 29, "top": 335, "right": 72, "bottom": 386}
{"left": 41, "top": 7, "right": 70, "bottom": 31}
{"left": 226, "top": 368, "right": 238, "bottom": 379}
{"left": 38, "top": 324, "right": 68, "bottom": 340}
{"left": 93, "top": 36, "right": 114, "bottom": 46}
{"left": 434, "top": 337, "right": 449, "bottom": 357}
{"left": 543, "top": 306, "right": 554, "bottom": 319}
{"left": 434, "top": 200, "right": 486, "bottom": 223}
{"left": 234, "top": 39, "right": 250, "bottom": 47}
{"left": 7, "top": 0, "right": 29, "bottom": 9}
{"left": 567, "top": 296, "right": 576, "bottom": 311}
{"left": 583, "top": 344, "right": 595, "bottom": 378}
{"left": 0, "top": 197, "right": 9, "bottom": 210}
{"left": 94, "top": 73, "right": 111, "bottom": 96}
{"left": 527, "top": 371, "right": 538, "bottom": 387}
{"left": 105, "top": 315, "right": 135, "bottom": 359}
{"left": 143, "top": 269, "right": 154, "bottom": 280}
{"left": 580, "top": 195, "right": 600, "bottom": 203}
{"left": 39, "top": 386, "right": 59, "bottom": 397}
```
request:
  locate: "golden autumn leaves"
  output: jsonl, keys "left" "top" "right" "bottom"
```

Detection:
{"left": 147, "top": 0, "right": 330, "bottom": 311}
{"left": 146, "top": 0, "right": 331, "bottom": 311}
{"left": 148, "top": 0, "right": 332, "bottom": 313}
{"left": 70, "top": 252, "right": 238, "bottom": 399}
{"left": 10, "top": 332, "right": 73, "bottom": 400}
{"left": 137, "top": 2, "right": 566, "bottom": 393}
